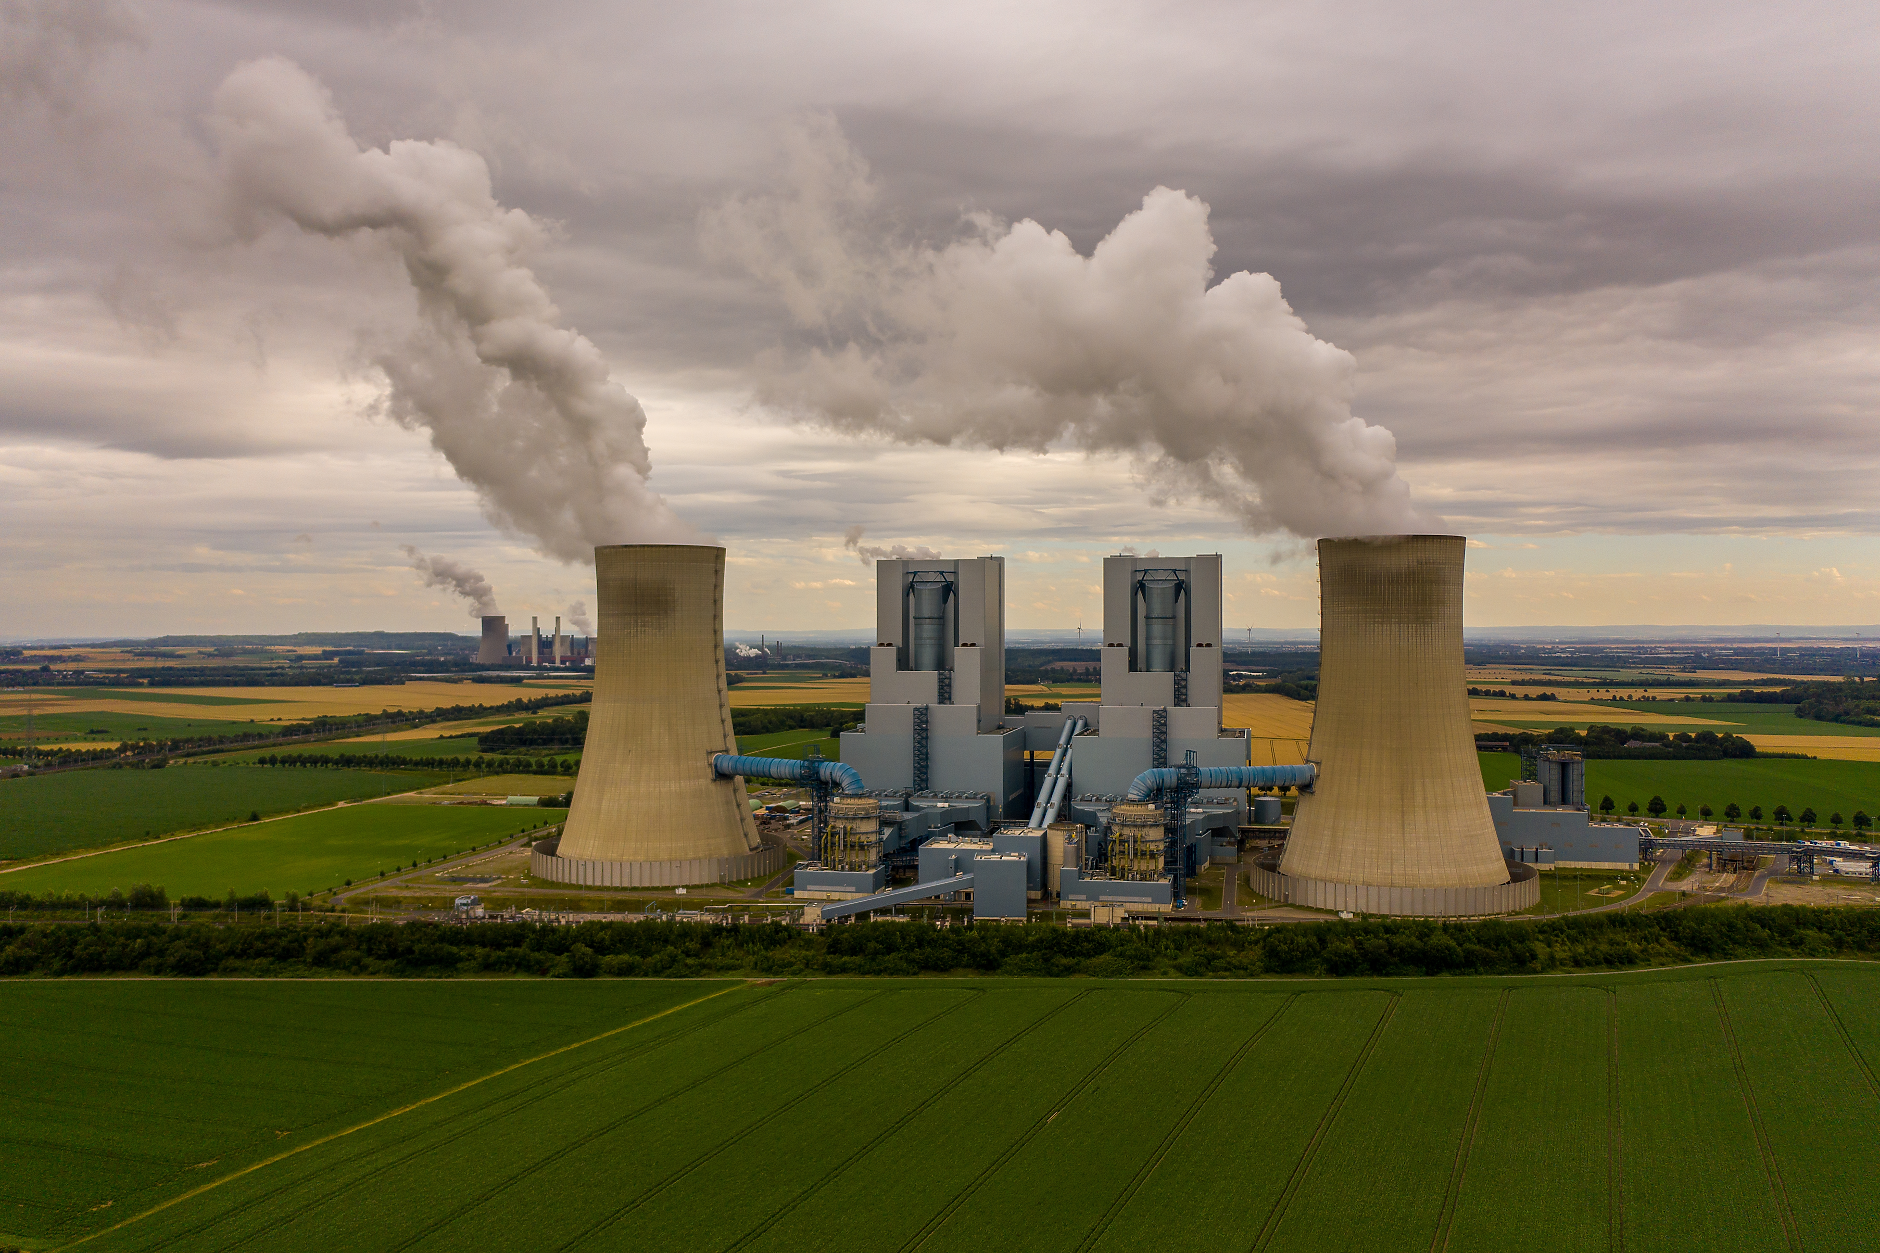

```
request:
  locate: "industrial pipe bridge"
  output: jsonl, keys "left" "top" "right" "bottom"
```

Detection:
{"left": 1641, "top": 835, "right": 1879, "bottom": 880}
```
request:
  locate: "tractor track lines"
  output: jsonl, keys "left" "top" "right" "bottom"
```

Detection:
{"left": 1249, "top": 991, "right": 1402, "bottom": 1253}
{"left": 1074, "top": 995, "right": 1298, "bottom": 1253}
{"left": 1605, "top": 989, "right": 1625, "bottom": 1253}
{"left": 1429, "top": 989, "right": 1509, "bottom": 1253}
{"left": 201, "top": 983, "right": 851, "bottom": 1253}
{"left": 720, "top": 989, "right": 1098, "bottom": 1253}
{"left": 550, "top": 989, "right": 989, "bottom": 1253}
{"left": 1709, "top": 978, "right": 1800, "bottom": 1253}
{"left": 76, "top": 982, "right": 792, "bottom": 1253}
{"left": 1804, "top": 971, "right": 1880, "bottom": 1099}
{"left": 897, "top": 991, "right": 1193, "bottom": 1253}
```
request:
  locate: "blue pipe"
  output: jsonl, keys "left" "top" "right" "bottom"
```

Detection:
{"left": 713, "top": 754, "right": 864, "bottom": 794}
{"left": 1125, "top": 763, "right": 1317, "bottom": 801}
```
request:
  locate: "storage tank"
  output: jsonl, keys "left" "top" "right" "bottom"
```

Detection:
{"left": 1252, "top": 795, "right": 1283, "bottom": 825}
{"left": 477, "top": 615, "right": 507, "bottom": 665}
{"left": 534, "top": 545, "right": 780, "bottom": 887}
{"left": 1271, "top": 535, "right": 1531, "bottom": 914}
{"left": 1044, "top": 822, "right": 1084, "bottom": 899}
{"left": 1105, "top": 803, "right": 1166, "bottom": 881}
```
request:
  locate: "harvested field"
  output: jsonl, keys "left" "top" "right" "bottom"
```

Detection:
{"left": 0, "top": 680, "right": 590, "bottom": 727}
{"left": 3, "top": 966, "right": 1873, "bottom": 1252}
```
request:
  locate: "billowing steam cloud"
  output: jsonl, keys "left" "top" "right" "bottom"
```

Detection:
{"left": 843, "top": 525, "right": 942, "bottom": 566}
{"left": 707, "top": 119, "right": 1436, "bottom": 539}
{"left": 565, "top": 600, "right": 594, "bottom": 636}
{"left": 401, "top": 545, "right": 498, "bottom": 617}
{"left": 210, "top": 57, "right": 696, "bottom": 563}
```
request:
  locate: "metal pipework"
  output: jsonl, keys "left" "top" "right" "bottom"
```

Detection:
{"left": 1135, "top": 571, "right": 1185, "bottom": 672}
{"left": 712, "top": 754, "right": 864, "bottom": 794}
{"left": 1026, "top": 717, "right": 1087, "bottom": 827}
{"left": 907, "top": 571, "right": 955, "bottom": 672}
{"left": 1125, "top": 763, "right": 1316, "bottom": 801}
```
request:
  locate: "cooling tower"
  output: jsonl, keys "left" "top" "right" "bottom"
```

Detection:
{"left": 1260, "top": 535, "right": 1537, "bottom": 915}
{"left": 477, "top": 615, "right": 507, "bottom": 665}
{"left": 531, "top": 545, "right": 782, "bottom": 888}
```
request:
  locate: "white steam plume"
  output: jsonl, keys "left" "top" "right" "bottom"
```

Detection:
{"left": 210, "top": 57, "right": 697, "bottom": 563}
{"left": 565, "top": 600, "right": 593, "bottom": 636}
{"left": 401, "top": 545, "right": 498, "bottom": 617}
{"left": 843, "top": 525, "right": 942, "bottom": 566}
{"left": 707, "top": 119, "right": 1436, "bottom": 539}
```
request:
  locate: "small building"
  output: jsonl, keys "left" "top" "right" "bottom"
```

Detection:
{"left": 1487, "top": 790, "right": 1641, "bottom": 868}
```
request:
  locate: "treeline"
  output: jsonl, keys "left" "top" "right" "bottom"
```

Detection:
{"left": 478, "top": 711, "right": 587, "bottom": 751}
{"left": 732, "top": 707, "right": 857, "bottom": 736}
{"left": 1478, "top": 724, "right": 1762, "bottom": 759}
{"left": 1468, "top": 688, "right": 1560, "bottom": 700}
{"left": 256, "top": 751, "right": 576, "bottom": 775}
{"left": 3, "top": 905, "right": 1873, "bottom": 979}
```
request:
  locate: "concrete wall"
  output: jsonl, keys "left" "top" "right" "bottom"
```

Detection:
{"left": 1251, "top": 854, "right": 1539, "bottom": 916}
{"left": 842, "top": 714, "right": 1025, "bottom": 816}
{"left": 532, "top": 836, "right": 783, "bottom": 888}
{"left": 1281, "top": 536, "right": 1509, "bottom": 890}
{"left": 792, "top": 866, "right": 887, "bottom": 898}
{"left": 1487, "top": 792, "right": 1642, "bottom": 867}
{"left": 558, "top": 545, "right": 761, "bottom": 865}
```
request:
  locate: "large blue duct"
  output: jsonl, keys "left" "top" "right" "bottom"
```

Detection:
{"left": 712, "top": 754, "right": 864, "bottom": 794}
{"left": 1125, "top": 763, "right": 1317, "bottom": 801}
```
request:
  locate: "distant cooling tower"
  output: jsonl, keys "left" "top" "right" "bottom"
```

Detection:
{"left": 476, "top": 615, "right": 507, "bottom": 665}
{"left": 1255, "top": 535, "right": 1537, "bottom": 915}
{"left": 531, "top": 545, "right": 783, "bottom": 887}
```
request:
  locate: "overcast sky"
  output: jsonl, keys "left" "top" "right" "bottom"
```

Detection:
{"left": 4, "top": 0, "right": 1878, "bottom": 638}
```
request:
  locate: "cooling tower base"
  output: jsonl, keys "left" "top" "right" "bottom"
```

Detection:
{"left": 1251, "top": 853, "right": 1538, "bottom": 917}
{"left": 531, "top": 836, "right": 786, "bottom": 889}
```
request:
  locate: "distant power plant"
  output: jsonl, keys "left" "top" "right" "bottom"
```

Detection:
{"left": 532, "top": 545, "right": 786, "bottom": 888}
{"left": 476, "top": 615, "right": 507, "bottom": 665}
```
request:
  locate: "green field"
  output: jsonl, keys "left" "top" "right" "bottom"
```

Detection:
{"left": 1478, "top": 752, "right": 1880, "bottom": 821}
{"left": 0, "top": 708, "right": 261, "bottom": 741}
{"left": 0, "top": 765, "right": 452, "bottom": 863}
{"left": 735, "top": 728, "right": 845, "bottom": 760}
{"left": 215, "top": 736, "right": 535, "bottom": 762}
{"left": 1496, "top": 700, "right": 1880, "bottom": 737}
{"left": 1, "top": 967, "right": 1873, "bottom": 1251}
{"left": 0, "top": 802, "right": 556, "bottom": 899}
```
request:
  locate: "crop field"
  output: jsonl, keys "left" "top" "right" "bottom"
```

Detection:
{"left": 1, "top": 966, "right": 1872, "bottom": 1252}
{"left": 215, "top": 735, "right": 507, "bottom": 762}
{"left": 0, "top": 765, "right": 452, "bottom": 864}
{"left": 0, "top": 800, "right": 555, "bottom": 899}
{"left": 1477, "top": 751, "right": 1880, "bottom": 823}
{"left": 0, "top": 680, "right": 591, "bottom": 729}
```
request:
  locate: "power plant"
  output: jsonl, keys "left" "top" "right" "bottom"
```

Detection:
{"left": 476, "top": 615, "right": 507, "bottom": 665}
{"left": 531, "top": 545, "right": 787, "bottom": 887}
{"left": 535, "top": 533, "right": 1620, "bottom": 916}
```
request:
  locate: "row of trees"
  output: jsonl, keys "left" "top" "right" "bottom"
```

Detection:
{"left": 1, "top": 905, "right": 1874, "bottom": 978}
{"left": 1479, "top": 725, "right": 1759, "bottom": 759}
{"left": 255, "top": 751, "right": 575, "bottom": 774}
{"left": 1594, "top": 794, "right": 1872, "bottom": 830}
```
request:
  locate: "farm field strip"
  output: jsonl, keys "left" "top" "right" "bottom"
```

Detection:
{"left": 9, "top": 973, "right": 1880, "bottom": 1253}
{"left": 0, "top": 980, "right": 745, "bottom": 1248}
{"left": 1088, "top": 991, "right": 1387, "bottom": 1253}
{"left": 738, "top": 989, "right": 1186, "bottom": 1253}
{"left": 1709, "top": 980, "right": 1801, "bottom": 1250}
{"left": 1617, "top": 980, "right": 1792, "bottom": 1253}
{"left": 913, "top": 993, "right": 1290, "bottom": 1253}
{"left": 1264, "top": 989, "right": 1503, "bottom": 1253}
{"left": 1719, "top": 973, "right": 1879, "bottom": 1249}
{"left": 1446, "top": 987, "right": 1613, "bottom": 1253}
{"left": 607, "top": 991, "right": 1096, "bottom": 1253}
{"left": 92, "top": 984, "right": 874, "bottom": 1253}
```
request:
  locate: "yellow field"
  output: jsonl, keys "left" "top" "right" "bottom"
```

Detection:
{"left": 727, "top": 677, "right": 871, "bottom": 707}
{"left": 1219, "top": 694, "right": 1314, "bottom": 766}
{"left": 1743, "top": 735, "right": 1880, "bottom": 762}
{"left": 427, "top": 775, "right": 571, "bottom": 796}
{"left": 1466, "top": 698, "right": 1729, "bottom": 726}
{"left": 0, "top": 680, "right": 589, "bottom": 725}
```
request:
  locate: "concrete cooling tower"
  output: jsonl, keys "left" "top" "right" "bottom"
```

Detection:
{"left": 476, "top": 615, "right": 508, "bottom": 665}
{"left": 1254, "top": 535, "right": 1538, "bottom": 915}
{"left": 530, "top": 545, "right": 784, "bottom": 888}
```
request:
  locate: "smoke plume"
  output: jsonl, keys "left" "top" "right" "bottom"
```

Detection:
{"left": 401, "top": 545, "right": 498, "bottom": 617}
{"left": 210, "top": 57, "right": 696, "bottom": 563}
{"left": 565, "top": 600, "right": 593, "bottom": 636}
{"left": 707, "top": 119, "right": 1436, "bottom": 539}
{"left": 843, "top": 524, "right": 942, "bottom": 566}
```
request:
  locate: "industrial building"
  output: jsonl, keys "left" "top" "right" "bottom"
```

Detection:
{"left": 1251, "top": 536, "right": 1540, "bottom": 916}
{"left": 532, "top": 545, "right": 785, "bottom": 887}
{"left": 476, "top": 615, "right": 507, "bottom": 665}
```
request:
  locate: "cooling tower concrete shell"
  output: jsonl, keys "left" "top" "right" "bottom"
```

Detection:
{"left": 1277, "top": 535, "right": 1534, "bottom": 914}
{"left": 536, "top": 545, "right": 780, "bottom": 887}
{"left": 477, "top": 615, "right": 507, "bottom": 665}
